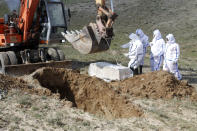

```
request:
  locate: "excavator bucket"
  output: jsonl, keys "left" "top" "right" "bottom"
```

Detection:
{"left": 61, "top": 23, "right": 111, "bottom": 54}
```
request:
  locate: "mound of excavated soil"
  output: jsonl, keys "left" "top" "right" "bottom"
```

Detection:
{"left": 111, "top": 71, "right": 197, "bottom": 100}
{"left": 0, "top": 74, "right": 27, "bottom": 90}
{"left": 0, "top": 74, "right": 55, "bottom": 98}
{"left": 1, "top": 68, "right": 196, "bottom": 119}
{"left": 31, "top": 68, "right": 142, "bottom": 119}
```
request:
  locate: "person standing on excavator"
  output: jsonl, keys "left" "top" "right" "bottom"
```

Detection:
{"left": 127, "top": 33, "right": 144, "bottom": 75}
{"left": 136, "top": 29, "right": 149, "bottom": 74}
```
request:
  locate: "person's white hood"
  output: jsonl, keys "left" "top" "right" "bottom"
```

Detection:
{"left": 151, "top": 29, "right": 165, "bottom": 57}
{"left": 136, "top": 29, "right": 144, "bottom": 38}
{"left": 166, "top": 34, "right": 176, "bottom": 44}
{"left": 121, "top": 33, "right": 140, "bottom": 48}
{"left": 129, "top": 33, "right": 140, "bottom": 42}
{"left": 153, "top": 29, "right": 162, "bottom": 40}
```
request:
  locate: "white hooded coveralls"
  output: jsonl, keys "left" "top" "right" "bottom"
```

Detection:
{"left": 136, "top": 29, "right": 149, "bottom": 66}
{"left": 127, "top": 33, "right": 144, "bottom": 69}
{"left": 163, "top": 34, "right": 182, "bottom": 80}
{"left": 150, "top": 29, "right": 165, "bottom": 71}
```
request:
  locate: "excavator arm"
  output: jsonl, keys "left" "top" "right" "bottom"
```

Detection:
{"left": 62, "top": 0, "right": 118, "bottom": 54}
{"left": 96, "top": 0, "right": 117, "bottom": 37}
{"left": 18, "top": 0, "right": 40, "bottom": 43}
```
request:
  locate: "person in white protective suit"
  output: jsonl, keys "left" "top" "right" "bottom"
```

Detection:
{"left": 136, "top": 29, "right": 149, "bottom": 74}
{"left": 127, "top": 33, "right": 144, "bottom": 75}
{"left": 163, "top": 34, "right": 182, "bottom": 80}
{"left": 163, "top": 36, "right": 171, "bottom": 71}
{"left": 150, "top": 29, "right": 165, "bottom": 71}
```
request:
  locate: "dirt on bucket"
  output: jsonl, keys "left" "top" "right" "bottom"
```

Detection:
{"left": 31, "top": 67, "right": 143, "bottom": 119}
{"left": 111, "top": 71, "right": 197, "bottom": 100}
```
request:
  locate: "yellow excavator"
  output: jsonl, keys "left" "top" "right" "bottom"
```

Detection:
{"left": 62, "top": 0, "right": 118, "bottom": 54}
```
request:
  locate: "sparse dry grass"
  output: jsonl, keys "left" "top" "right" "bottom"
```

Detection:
{"left": 0, "top": 0, "right": 197, "bottom": 130}
{"left": 133, "top": 98, "right": 197, "bottom": 130}
{"left": 0, "top": 88, "right": 197, "bottom": 130}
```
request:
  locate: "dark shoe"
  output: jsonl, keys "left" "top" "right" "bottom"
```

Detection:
{"left": 130, "top": 67, "right": 139, "bottom": 75}
{"left": 139, "top": 65, "right": 143, "bottom": 74}
{"left": 134, "top": 68, "right": 139, "bottom": 75}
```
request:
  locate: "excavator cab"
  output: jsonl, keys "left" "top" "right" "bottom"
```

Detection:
{"left": 61, "top": 0, "right": 118, "bottom": 54}
{"left": 40, "top": 0, "right": 68, "bottom": 44}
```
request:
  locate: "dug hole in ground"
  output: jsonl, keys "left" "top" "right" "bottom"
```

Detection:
{"left": 1, "top": 64, "right": 197, "bottom": 120}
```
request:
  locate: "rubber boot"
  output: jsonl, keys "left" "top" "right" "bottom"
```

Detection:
{"left": 130, "top": 67, "right": 139, "bottom": 75}
{"left": 134, "top": 68, "right": 139, "bottom": 75}
{"left": 139, "top": 65, "right": 143, "bottom": 74}
{"left": 130, "top": 67, "right": 134, "bottom": 74}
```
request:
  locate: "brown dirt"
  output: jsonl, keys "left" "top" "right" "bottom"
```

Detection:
{"left": 111, "top": 71, "right": 197, "bottom": 100}
{"left": 1, "top": 68, "right": 197, "bottom": 120}
{"left": 31, "top": 67, "right": 143, "bottom": 119}
{"left": 0, "top": 68, "right": 143, "bottom": 119}
{"left": 0, "top": 73, "right": 57, "bottom": 98}
{"left": 0, "top": 74, "right": 27, "bottom": 90}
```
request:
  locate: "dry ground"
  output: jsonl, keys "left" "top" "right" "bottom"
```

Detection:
{"left": 0, "top": 0, "right": 197, "bottom": 130}
{"left": 1, "top": 89, "right": 197, "bottom": 131}
{"left": 0, "top": 68, "right": 197, "bottom": 131}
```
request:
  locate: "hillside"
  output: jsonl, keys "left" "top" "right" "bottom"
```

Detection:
{"left": 0, "top": 0, "right": 197, "bottom": 130}
{"left": 65, "top": 0, "right": 197, "bottom": 67}
{"left": 0, "top": 0, "right": 9, "bottom": 17}
{"left": 1, "top": 0, "right": 197, "bottom": 67}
